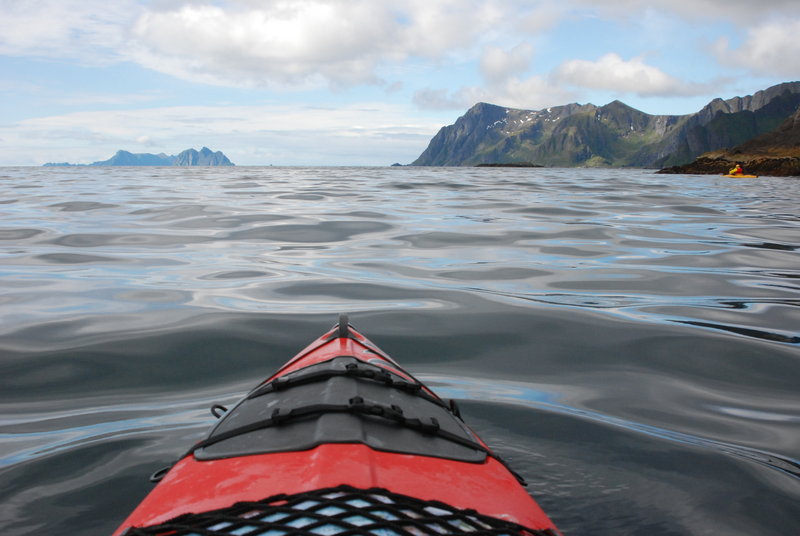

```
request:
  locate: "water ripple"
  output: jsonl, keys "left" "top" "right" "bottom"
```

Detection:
{"left": 426, "top": 375, "right": 800, "bottom": 480}
{"left": 1, "top": 166, "right": 799, "bottom": 535}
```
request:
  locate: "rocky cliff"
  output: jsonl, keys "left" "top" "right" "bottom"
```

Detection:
{"left": 412, "top": 82, "right": 800, "bottom": 168}
{"left": 657, "top": 107, "right": 800, "bottom": 177}
{"left": 173, "top": 147, "right": 234, "bottom": 166}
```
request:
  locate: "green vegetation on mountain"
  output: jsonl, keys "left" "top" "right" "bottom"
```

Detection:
{"left": 412, "top": 82, "right": 800, "bottom": 168}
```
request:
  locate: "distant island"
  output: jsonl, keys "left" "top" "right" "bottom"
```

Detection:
{"left": 44, "top": 147, "right": 234, "bottom": 167}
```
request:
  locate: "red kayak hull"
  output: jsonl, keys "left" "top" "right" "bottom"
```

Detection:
{"left": 114, "top": 318, "right": 560, "bottom": 535}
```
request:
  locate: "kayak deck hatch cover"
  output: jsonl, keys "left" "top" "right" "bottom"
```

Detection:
{"left": 114, "top": 315, "right": 561, "bottom": 536}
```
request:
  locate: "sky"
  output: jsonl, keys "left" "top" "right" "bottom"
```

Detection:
{"left": 1, "top": 0, "right": 799, "bottom": 166}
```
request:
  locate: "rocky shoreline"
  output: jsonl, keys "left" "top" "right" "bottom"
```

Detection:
{"left": 657, "top": 155, "right": 800, "bottom": 177}
{"left": 475, "top": 162, "right": 543, "bottom": 168}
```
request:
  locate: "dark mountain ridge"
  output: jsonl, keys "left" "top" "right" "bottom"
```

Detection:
{"left": 411, "top": 81, "right": 800, "bottom": 168}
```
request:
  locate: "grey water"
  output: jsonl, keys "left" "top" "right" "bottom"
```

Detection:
{"left": 0, "top": 166, "right": 798, "bottom": 535}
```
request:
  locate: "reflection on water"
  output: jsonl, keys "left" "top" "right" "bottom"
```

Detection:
{"left": 0, "top": 166, "right": 799, "bottom": 535}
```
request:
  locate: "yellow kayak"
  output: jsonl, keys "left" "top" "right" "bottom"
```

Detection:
{"left": 722, "top": 174, "right": 758, "bottom": 178}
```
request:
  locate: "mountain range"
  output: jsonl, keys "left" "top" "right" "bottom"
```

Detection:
{"left": 44, "top": 147, "right": 234, "bottom": 167}
{"left": 411, "top": 82, "right": 800, "bottom": 169}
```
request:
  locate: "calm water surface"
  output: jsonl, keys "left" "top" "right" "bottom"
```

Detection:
{"left": 0, "top": 166, "right": 798, "bottom": 535}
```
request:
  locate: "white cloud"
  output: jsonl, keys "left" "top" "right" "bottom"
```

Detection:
{"left": 715, "top": 20, "right": 800, "bottom": 78}
{"left": 0, "top": 0, "right": 520, "bottom": 90}
{"left": 136, "top": 135, "right": 158, "bottom": 147}
{"left": 3, "top": 0, "right": 797, "bottom": 94}
{"left": 553, "top": 53, "right": 712, "bottom": 97}
{"left": 0, "top": 0, "right": 137, "bottom": 62}
{"left": 129, "top": 2, "right": 386, "bottom": 88}
{"left": 572, "top": 0, "right": 800, "bottom": 22}
{"left": 398, "top": 0, "right": 508, "bottom": 58}
{"left": 413, "top": 87, "right": 488, "bottom": 110}
{"left": 480, "top": 43, "right": 534, "bottom": 84}
{"left": 497, "top": 75, "right": 577, "bottom": 108}
{"left": 514, "top": 3, "right": 568, "bottom": 34}
{"left": 126, "top": 0, "right": 516, "bottom": 89}
{"left": 414, "top": 74, "right": 575, "bottom": 111}
{"left": 416, "top": 39, "right": 575, "bottom": 111}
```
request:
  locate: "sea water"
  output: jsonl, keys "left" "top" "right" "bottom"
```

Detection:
{"left": 0, "top": 166, "right": 798, "bottom": 535}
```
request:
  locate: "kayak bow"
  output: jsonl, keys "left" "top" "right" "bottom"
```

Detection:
{"left": 114, "top": 315, "right": 561, "bottom": 536}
